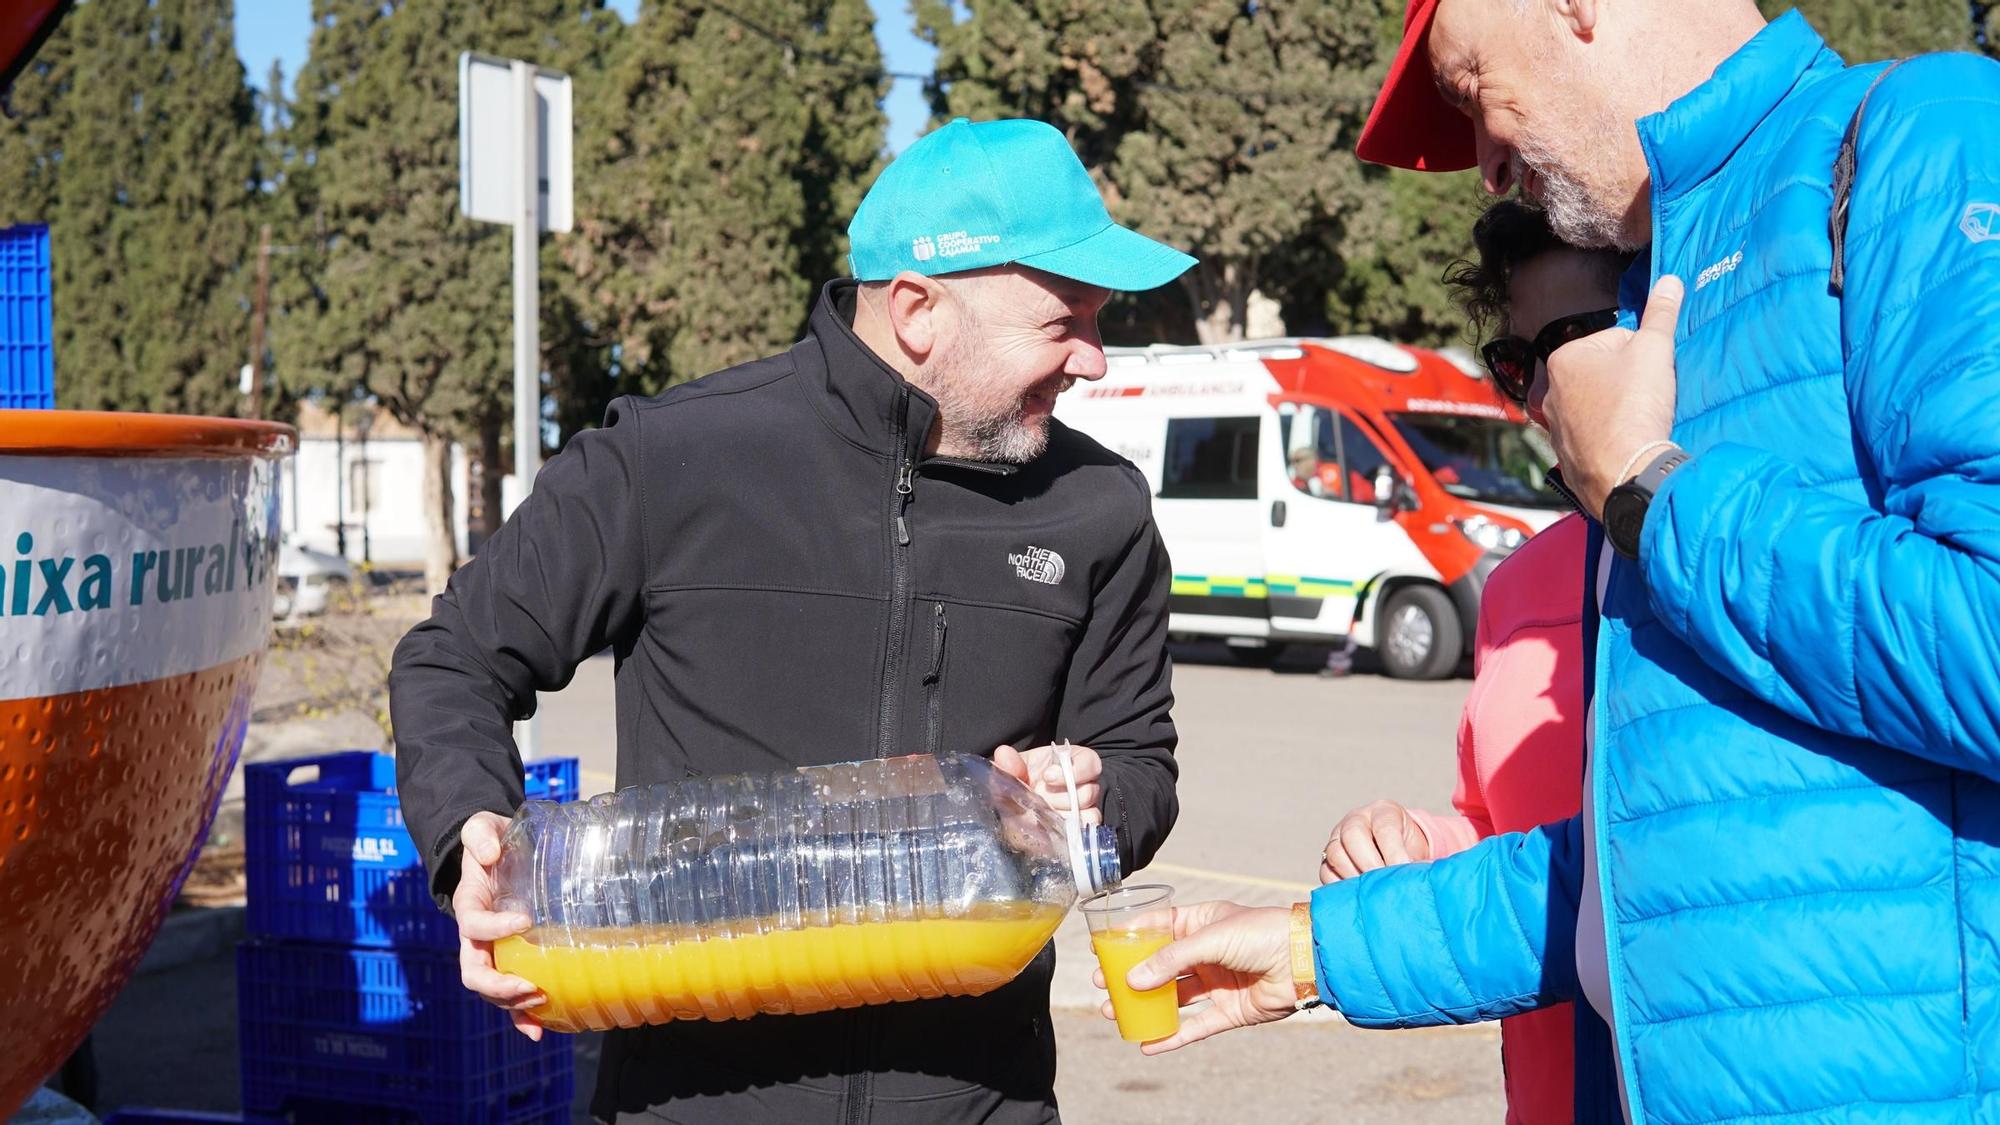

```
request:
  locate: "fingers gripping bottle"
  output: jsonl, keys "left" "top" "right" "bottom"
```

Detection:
{"left": 490, "top": 753, "right": 1122, "bottom": 1032}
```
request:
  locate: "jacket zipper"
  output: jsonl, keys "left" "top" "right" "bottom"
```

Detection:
{"left": 853, "top": 390, "right": 916, "bottom": 1125}
{"left": 923, "top": 602, "right": 948, "bottom": 756}
{"left": 877, "top": 470, "right": 915, "bottom": 757}
{"left": 876, "top": 388, "right": 916, "bottom": 756}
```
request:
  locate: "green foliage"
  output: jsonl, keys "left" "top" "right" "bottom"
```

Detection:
{"left": 282, "top": 1, "right": 618, "bottom": 452}
{"left": 920, "top": 0, "right": 1390, "bottom": 343}
{"left": 1324, "top": 167, "right": 1489, "bottom": 348}
{"left": 0, "top": 0, "right": 263, "bottom": 414}
{"left": 563, "top": 1, "right": 886, "bottom": 394}
{"left": 1764, "top": 0, "right": 1974, "bottom": 59}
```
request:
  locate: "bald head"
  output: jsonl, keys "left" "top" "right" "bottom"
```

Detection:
{"left": 1428, "top": 0, "right": 1767, "bottom": 248}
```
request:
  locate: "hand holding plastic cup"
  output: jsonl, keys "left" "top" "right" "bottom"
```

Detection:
{"left": 1082, "top": 883, "right": 1179, "bottom": 1043}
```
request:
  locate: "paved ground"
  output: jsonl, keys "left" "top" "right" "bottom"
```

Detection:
{"left": 75, "top": 644, "right": 1504, "bottom": 1124}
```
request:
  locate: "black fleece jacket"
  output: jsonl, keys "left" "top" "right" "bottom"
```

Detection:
{"left": 389, "top": 280, "right": 1178, "bottom": 1124}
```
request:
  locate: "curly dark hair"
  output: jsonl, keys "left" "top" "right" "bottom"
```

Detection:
{"left": 1444, "top": 200, "right": 1635, "bottom": 343}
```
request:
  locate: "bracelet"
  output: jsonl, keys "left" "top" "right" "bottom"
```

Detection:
{"left": 1290, "top": 902, "right": 1324, "bottom": 1011}
{"left": 1612, "top": 440, "right": 1681, "bottom": 491}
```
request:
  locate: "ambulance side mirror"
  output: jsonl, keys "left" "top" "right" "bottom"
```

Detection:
{"left": 1372, "top": 466, "right": 1416, "bottom": 513}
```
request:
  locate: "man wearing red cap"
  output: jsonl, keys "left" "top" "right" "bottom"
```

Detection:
{"left": 1098, "top": 3, "right": 2000, "bottom": 1123}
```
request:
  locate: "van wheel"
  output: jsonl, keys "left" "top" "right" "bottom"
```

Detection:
{"left": 1378, "top": 586, "right": 1461, "bottom": 681}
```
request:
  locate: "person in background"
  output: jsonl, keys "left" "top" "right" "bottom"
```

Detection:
{"left": 1319, "top": 199, "right": 1631, "bottom": 1124}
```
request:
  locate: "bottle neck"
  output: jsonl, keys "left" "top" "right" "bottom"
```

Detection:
{"left": 1074, "top": 823, "right": 1123, "bottom": 896}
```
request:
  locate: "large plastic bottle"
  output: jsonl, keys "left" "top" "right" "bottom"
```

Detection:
{"left": 490, "top": 752, "right": 1122, "bottom": 1032}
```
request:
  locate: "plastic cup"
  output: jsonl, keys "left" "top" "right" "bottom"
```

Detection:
{"left": 1082, "top": 884, "right": 1179, "bottom": 1043}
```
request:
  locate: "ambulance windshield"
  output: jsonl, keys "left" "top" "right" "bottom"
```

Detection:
{"left": 1390, "top": 414, "right": 1564, "bottom": 509}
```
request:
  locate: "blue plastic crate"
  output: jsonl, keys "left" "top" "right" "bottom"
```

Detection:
{"left": 0, "top": 224, "right": 52, "bottom": 410}
{"left": 237, "top": 941, "right": 571, "bottom": 1125}
{"left": 245, "top": 751, "right": 580, "bottom": 949}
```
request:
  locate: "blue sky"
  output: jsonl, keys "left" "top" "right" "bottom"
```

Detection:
{"left": 232, "top": 0, "right": 936, "bottom": 152}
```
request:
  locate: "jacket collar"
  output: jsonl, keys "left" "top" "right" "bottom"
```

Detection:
{"left": 804, "top": 279, "right": 939, "bottom": 465}
{"left": 1636, "top": 10, "right": 1843, "bottom": 202}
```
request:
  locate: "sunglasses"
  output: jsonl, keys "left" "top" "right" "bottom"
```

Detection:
{"left": 1480, "top": 308, "right": 1620, "bottom": 406}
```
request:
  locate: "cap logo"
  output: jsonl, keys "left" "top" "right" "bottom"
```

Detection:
{"left": 911, "top": 235, "right": 937, "bottom": 262}
{"left": 935, "top": 230, "right": 1002, "bottom": 259}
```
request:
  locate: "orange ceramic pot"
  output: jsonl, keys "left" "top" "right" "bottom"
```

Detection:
{"left": 0, "top": 411, "right": 293, "bottom": 1116}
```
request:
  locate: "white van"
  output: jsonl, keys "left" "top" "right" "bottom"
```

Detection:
{"left": 1056, "top": 337, "right": 1565, "bottom": 679}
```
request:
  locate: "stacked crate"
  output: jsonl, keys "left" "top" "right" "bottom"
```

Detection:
{"left": 0, "top": 224, "right": 54, "bottom": 410}
{"left": 238, "top": 752, "right": 577, "bottom": 1124}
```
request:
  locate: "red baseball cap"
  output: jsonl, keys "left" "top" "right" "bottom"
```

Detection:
{"left": 1355, "top": 0, "right": 1477, "bottom": 172}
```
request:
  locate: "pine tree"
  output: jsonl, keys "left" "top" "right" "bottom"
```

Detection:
{"left": 919, "top": 0, "right": 1387, "bottom": 344}
{"left": 565, "top": 0, "right": 887, "bottom": 391}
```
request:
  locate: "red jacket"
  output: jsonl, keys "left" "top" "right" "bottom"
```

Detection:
{"left": 1409, "top": 514, "right": 1587, "bottom": 1125}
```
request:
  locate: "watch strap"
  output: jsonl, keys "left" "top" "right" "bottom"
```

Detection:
{"left": 1631, "top": 446, "right": 1690, "bottom": 493}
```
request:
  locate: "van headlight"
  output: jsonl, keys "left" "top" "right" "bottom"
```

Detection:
{"left": 1452, "top": 515, "right": 1526, "bottom": 554}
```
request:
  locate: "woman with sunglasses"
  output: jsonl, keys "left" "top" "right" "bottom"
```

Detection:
{"left": 1319, "top": 200, "right": 1631, "bottom": 1124}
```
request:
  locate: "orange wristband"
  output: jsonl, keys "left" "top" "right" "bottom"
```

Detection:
{"left": 1290, "top": 902, "right": 1323, "bottom": 1010}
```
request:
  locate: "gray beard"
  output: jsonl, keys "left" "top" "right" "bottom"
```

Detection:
{"left": 950, "top": 401, "right": 1050, "bottom": 464}
{"left": 921, "top": 335, "right": 1057, "bottom": 465}
{"left": 1521, "top": 146, "right": 1630, "bottom": 250}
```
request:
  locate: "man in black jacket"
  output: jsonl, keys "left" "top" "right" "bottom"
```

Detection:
{"left": 389, "top": 117, "right": 1194, "bottom": 1124}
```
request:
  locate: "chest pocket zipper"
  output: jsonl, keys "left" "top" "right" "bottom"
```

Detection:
{"left": 923, "top": 602, "right": 948, "bottom": 756}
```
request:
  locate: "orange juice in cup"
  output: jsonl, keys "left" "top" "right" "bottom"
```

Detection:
{"left": 1082, "top": 884, "right": 1179, "bottom": 1043}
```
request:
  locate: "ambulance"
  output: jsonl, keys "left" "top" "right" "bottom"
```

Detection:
{"left": 1055, "top": 336, "right": 1566, "bottom": 679}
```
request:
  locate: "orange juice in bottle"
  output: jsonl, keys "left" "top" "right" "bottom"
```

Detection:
{"left": 491, "top": 753, "right": 1123, "bottom": 1032}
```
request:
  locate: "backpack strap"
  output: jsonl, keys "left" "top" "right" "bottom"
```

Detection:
{"left": 1829, "top": 58, "right": 1911, "bottom": 295}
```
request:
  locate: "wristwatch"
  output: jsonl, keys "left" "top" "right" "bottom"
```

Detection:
{"left": 1603, "top": 446, "right": 1690, "bottom": 561}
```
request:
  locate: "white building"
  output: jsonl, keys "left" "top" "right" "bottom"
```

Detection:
{"left": 279, "top": 402, "right": 477, "bottom": 569}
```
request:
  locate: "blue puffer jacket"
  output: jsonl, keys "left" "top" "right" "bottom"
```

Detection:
{"left": 1310, "top": 13, "right": 2000, "bottom": 1123}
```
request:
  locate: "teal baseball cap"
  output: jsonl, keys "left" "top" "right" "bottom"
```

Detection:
{"left": 848, "top": 117, "right": 1196, "bottom": 292}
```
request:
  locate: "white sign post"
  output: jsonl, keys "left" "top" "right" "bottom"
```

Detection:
{"left": 460, "top": 52, "right": 572, "bottom": 760}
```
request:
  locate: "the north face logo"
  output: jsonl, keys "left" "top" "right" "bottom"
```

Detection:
{"left": 911, "top": 235, "right": 937, "bottom": 262}
{"left": 1009, "top": 546, "right": 1065, "bottom": 585}
{"left": 1961, "top": 203, "right": 2000, "bottom": 244}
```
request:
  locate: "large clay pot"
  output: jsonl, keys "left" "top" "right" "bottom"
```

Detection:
{"left": 0, "top": 412, "right": 293, "bottom": 1117}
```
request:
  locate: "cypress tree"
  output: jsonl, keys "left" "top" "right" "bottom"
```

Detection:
{"left": 565, "top": 0, "right": 887, "bottom": 391}
{"left": 919, "top": 0, "right": 1387, "bottom": 343}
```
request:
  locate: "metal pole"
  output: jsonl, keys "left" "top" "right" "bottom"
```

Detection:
{"left": 512, "top": 59, "right": 542, "bottom": 761}
{"left": 358, "top": 417, "right": 372, "bottom": 566}
{"left": 248, "top": 223, "right": 272, "bottom": 420}
{"left": 333, "top": 408, "right": 347, "bottom": 559}
{"left": 511, "top": 59, "right": 541, "bottom": 497}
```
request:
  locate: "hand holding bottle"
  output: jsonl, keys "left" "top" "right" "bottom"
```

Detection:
{"left": 993, "top": 742, "right": 1103, "bottom": 825}
{"left": 452, "top": 810, "right": 546, "bottom": 1040}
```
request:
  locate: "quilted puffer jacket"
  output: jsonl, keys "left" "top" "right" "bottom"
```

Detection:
{"left": 1309, "top": 13, "right": 2000, "bottom": 1123}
